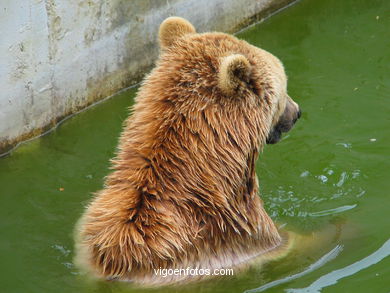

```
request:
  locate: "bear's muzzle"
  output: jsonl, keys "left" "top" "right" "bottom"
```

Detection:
{"left": 266, "top": 97, "right": 301, "bottom": 144}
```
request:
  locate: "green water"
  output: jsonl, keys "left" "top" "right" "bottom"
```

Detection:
{"left": 1, "top": 0, "right": 389, "bottom": 292}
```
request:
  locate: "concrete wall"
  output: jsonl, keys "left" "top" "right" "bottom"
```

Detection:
{"left": 0, "top": 0, "right": 294, "bottom": 155}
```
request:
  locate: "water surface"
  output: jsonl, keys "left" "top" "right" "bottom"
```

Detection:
{"left": 1, "top": 0, "right": 389, "bottom": 292}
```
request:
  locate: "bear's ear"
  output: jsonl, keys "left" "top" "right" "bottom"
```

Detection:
{"left": 159, "top": 17, "right": 196, "bottom": 49}
{"left": 218, "top": 54, "right": 252, "bottom": 96}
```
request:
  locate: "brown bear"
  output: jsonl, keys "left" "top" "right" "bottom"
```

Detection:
{"left": 75, "top": 16, "right": 301, "bottom": 285}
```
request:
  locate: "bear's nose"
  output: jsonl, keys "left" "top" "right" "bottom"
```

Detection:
{"left": 293, "top": 109, "right": 301, "bottom": 124}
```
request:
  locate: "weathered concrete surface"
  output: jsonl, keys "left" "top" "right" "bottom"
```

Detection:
{"left": 0, "top": 0, "right": 295, "bottom": 155}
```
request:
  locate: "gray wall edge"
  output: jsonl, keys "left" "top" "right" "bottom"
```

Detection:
{"left": 0, "top": 0, "right": 296, "bottom": 155}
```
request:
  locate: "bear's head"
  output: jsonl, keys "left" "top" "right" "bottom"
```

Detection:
{"left": 157, "top": 17, "right": 301, "bottom": 147}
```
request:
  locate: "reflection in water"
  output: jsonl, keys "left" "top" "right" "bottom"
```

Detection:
{"left": 244, "top": 245, "right": 344, "bottom": 293}
{"left": 308, "top": 204, "right": 357, "bottom": 217}
{"left": 286, "top": 239, "right": 390, "bottom": 293}
{"left": 245, "top": 239, "right": 390, "bottom": 293}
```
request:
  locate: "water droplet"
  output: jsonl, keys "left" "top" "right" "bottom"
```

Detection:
{"left": 317, "top": 175, "right": 328, "bottom": 183}
{"left": 352, "top": 170, "right": 361, "bottom": 179}
{"left": 62, "top": 262, "right": 73, "bottom": 269}
{"left": 300, "top": 171, "right": 310, "bottom": 177}
{"left": 356, "top": 189, "right": 366, "bottom": 198}
{"left": 52, "top": 244, "right": 71, "bottom": 256}
{"left": 335, "top": 172, "right": 348, "bottom": 187}
{"left": 336, "top": 142, "right": 352, "bottom": 149}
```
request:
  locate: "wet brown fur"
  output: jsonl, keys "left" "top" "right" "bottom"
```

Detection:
{"left": 75, "top": 17, "right": 300, "bottom": 285}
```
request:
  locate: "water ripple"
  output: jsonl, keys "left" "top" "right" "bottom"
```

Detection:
{"left": 244, "top": 245, "right": 344, "bottom": 293}
{"left": 266, "top": 165, "right": 366, "bottom": 219}
{"left": 286, "top": 238, "right": 390, "bottom": 293}
{"left": 308, "top": 204, "right": 357, "bottom": 217}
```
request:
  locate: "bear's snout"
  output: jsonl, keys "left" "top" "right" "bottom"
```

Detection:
{"left": 292, "top": 108, "right": 302, "bottom": 124}
{"left": 266, "top": 99, "right": 301, "bottom": 144}
{"left": 297, "top": 109, "right": 302, "bottom": 119}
